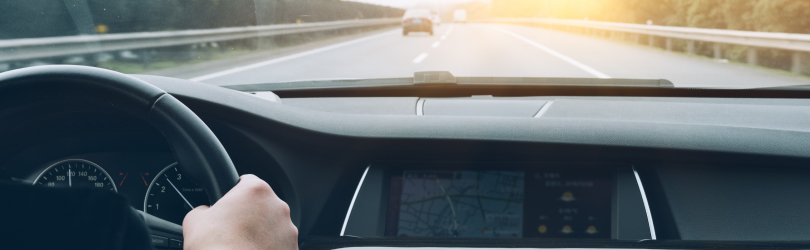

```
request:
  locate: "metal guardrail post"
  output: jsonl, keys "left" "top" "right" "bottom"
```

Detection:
{"left": 713, "top": 43, "right": 722, "bottom": 59}
{"left": 748, "top": 47, "right": 758, "bottom": 66}
{"left": 665, "top": 38, "right": 672, "bottom": 51}
{"left": 686, "top": 40, "right": 695, "bottom": 55}
{"left": 140, "top": 50, "right": 151, "bottom": 70}
{"left": 793, "top": 52, "right": 803, "bottom": 74}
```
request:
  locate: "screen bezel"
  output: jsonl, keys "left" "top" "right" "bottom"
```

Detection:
{"left": 374, "top": 161, "right": 626, "bottom": 239}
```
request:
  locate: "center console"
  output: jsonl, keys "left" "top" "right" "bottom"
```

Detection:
{"left": 342, "top": 162, "right": 654, "bottom": 240}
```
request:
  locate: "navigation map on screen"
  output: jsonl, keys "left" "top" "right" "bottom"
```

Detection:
{"left": 385, "top": 168, "right": 613, "bottom": 238}
{"left": 388, "top": 171, "right": 525, "bottom": 238}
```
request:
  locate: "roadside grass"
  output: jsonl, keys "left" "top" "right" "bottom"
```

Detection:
{"left": 97, "top": 25, "right": 397, "bottom": 75}
{"left": 98, "top": 48, "right": 255, "bottom": 74}
{"left": 622, "top": 40, "right": 810, "bottom": 81}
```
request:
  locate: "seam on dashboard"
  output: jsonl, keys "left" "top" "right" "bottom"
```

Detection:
{"left": 633, "top": 166, "right": 657, "bottom": 240}
{"left": 416, "top": 98, "right": 425, "bottom": 116}
{"left": 341, "top": 166, "right": 370, "bottom": 236}
{"left": 533, "top": 100, "right": 554, "bottom": 118}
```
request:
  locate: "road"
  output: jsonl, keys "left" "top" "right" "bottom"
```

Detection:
{"left": 186, "top": 23, "right": 810, "bottom": 88}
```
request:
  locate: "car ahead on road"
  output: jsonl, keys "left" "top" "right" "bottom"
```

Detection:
{"left": 453, "top": 9, "right": 467, "bottom": 23}
{"left": 402, "top": 9, "right": 433, "bottom": 36}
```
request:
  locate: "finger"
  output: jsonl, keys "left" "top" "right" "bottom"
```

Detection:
{"left": 235, "top": 174, "right": 276, "bottom": 196}
{"left": 239, "top": 174, "right": 258, "bottom": 180}
{"left": 216, "top": 174, "right": 278, "bottom": 208}
{"left": 238, "top": 174, "right": 264, "bottom": 187}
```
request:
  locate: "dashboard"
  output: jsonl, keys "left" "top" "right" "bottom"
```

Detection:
{"left": 4, "top": 73, "right": 810, "bottom": 249}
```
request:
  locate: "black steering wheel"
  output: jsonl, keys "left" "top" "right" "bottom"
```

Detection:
{"left": 0, "top": 65, "right": 239, "bottom": 231}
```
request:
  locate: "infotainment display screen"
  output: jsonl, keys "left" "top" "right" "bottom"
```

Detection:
{"left": 385, "top": 168, "right": 612, "bottom": 238}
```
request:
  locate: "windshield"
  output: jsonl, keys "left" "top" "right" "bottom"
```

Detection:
{"left": 1, "top": 0, "right": 809, "bottom": 88}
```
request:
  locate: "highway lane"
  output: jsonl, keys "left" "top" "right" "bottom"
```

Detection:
{"left": 192, "top": 23, "right": 810, "bottom": 88}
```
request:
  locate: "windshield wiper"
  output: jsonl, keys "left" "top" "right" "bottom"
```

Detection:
{"left": 220, "top": 72, "right": 810, "bottom": 99}
{"left": 224, "top": 71, "right": 673, "bottom": 92}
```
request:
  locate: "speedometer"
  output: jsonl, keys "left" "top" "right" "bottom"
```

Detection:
{"left": 33, "top": 159, "right": 117, "bottom": 192}
{"left": 144, "top": 163, "right": 209, "bottom": 225}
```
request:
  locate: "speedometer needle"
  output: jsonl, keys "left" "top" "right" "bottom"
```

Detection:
{"left": 68, "top": 169, "right": 72, "bottom": 187}
{"left": 165, "top": 176, "right": 195, "bottom": 210}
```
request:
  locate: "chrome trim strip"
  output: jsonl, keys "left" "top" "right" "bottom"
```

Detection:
{"left": 633, "top": 166, "right": 657, "bottom": 240}
{"left": 533, "top": 100, "right": 554, "bottom": 118}
{"left": 416, "top": 98, "right": 425, "bottom": 116}
{"left": 340, "top": 166, "right": 370, "bottom": 236}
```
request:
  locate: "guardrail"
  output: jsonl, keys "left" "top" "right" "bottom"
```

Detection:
{"left": 488, "top": 18, "right": 810, "bottom": 74}
{"left": 0, "top": 18, "right": 400, "bottom": 63}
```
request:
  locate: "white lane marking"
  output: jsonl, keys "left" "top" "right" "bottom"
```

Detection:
{"left": 412, "top": 53, "right": 428, "bottom": 64}
{"left": 440, "top": 24, "right": 453, "bottom": 40}
{"left": 432, "top": 41, "right": 441, "bottom": 48}
{"left": 495, "top": 27, "right": 611, "bottom": 79}
{"left": 340, "top": 166, "right": 370, "bottom": 236}
{"left": 189, "top": 29, "right": 398, "bottom": 82}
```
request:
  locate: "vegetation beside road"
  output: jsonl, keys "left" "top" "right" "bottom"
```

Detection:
{"left": 484, "top": 0, "right": 810, "bottom": 74}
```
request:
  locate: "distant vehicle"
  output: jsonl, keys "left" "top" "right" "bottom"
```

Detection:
{"left": 453, "top": 9, "right": 467, "bottom": 23}
{"left": 432, "top": 14, "right": 442, "bottom": 26}
{"left": 402, "top": 9, "right": 433, "bottom": 36}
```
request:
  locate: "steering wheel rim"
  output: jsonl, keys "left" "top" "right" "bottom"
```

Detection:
{"left": 0, "top": 65, "right": 239, "bottom": 206}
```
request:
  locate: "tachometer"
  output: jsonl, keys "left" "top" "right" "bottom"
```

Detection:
{"left": 33, "top": 159, "right": 117, "bottom": 192}
{"left": 144, "top": 163, "right": 209, "bottom": 225}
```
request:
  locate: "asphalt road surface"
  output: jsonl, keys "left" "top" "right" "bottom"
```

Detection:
{"left": 188, "top": 23, "right": 810, "bottom": 88}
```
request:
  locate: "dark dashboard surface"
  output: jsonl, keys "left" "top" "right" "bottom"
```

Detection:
{"left": 3, "top": 74, "right": 810, "bottom": 249}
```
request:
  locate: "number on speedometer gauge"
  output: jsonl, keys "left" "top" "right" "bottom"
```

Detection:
{"left": 144, "top": 163, "right": 209, "bottom": 225}
{"left": 33, "top": 159, "right": 117, "bottom": 192}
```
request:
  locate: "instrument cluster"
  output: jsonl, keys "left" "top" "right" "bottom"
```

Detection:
{"left": 24, "top": 152, "right": 207, "bottom": 225}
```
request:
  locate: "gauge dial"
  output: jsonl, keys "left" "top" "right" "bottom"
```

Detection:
{"left": 33, "top": 159, "right": 117, "bottom": 192}
{"left": 144, "top": 163, "right": 209, "bottom": 225}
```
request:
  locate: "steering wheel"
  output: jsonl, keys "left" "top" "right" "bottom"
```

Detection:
{"left": 0, "top": 65, "right": 239, "bottom": 233}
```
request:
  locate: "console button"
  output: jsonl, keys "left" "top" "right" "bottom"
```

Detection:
{"left": 170, "top": 239, "right": 183, "bottom": 249}
{"left": 151, "top": 235, "right": 169, "bottom": 248}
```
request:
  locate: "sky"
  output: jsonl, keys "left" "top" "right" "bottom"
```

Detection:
{"left": 344, "top": 0, "right": 489, "bottom": 10}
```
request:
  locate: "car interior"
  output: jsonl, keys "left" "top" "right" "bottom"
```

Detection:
{"left": 2, "top": 66, "right": 810, "bottom": 249}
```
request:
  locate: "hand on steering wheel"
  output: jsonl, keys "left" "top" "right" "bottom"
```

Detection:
{"left": 184, "top": 174, "right": 298, "bottom": 250}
